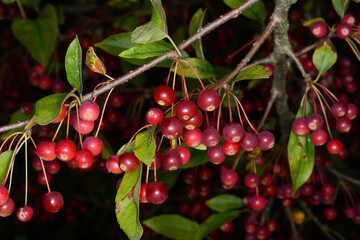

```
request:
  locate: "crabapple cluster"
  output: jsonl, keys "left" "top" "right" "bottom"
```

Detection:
{"left": 292, "top": 101, "right": 357, "bottom": 155}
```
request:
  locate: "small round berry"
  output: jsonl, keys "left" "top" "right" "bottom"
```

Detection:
{"left": 83, "top": 137, "right": 103, "bottom": 156}
{"left": 79, "top": 101, "right": 100, "bottom": 121}
{"left": 150, "top": 152, "right": 163, "bottom": 170}
{"left": 74, "top": 149, "right": 94, "bottom": 169}
{"left": 331, "top": 102, "right": 347, "bottom": 117}
{"left": 336, "top": 24, "right": 352, "bottom": 39}
{"left": 223, "top": 141, "right": 240, "bottom": 155}
{"left": 207, "top": 146, "right": 226, "bottom": 164}
{"left": 244, "top": 173, "right": 260, "bottom": 188}
{"left": 197, "top": 89, "right": 221, "bottom": 111}
{"left": 257, "top": 131, "right": 275, "bottom": 151}
{"left": 0, "top": 197, "right": 15, "bottom": 217}
{"left": 183, "top": 128, "right": 202, "bottom": 147}
{"left": 345, "top": 103, "right": 358, "bottom": 120}
{"left": 36, "top": 141, "right": 57, "bottom": 161}
{"left": 20, "top": 102, "right": 33, "bottom": 115}
{"left": 311, "top": 129, "right": 328, "bottom": 146}
{"left": 306, "top": 113, "right": 324, "bottom": 131}
{"left": 109, "top": 93, "right": 123, "bottom": 108}
{"left": 45, "top": 160, "right": 61, "bottom": 175}
{"left": 310, "top": 22, "right": 328, "bottom": 38}
{"left": 73, "top": 117, "right": 95, "bottom": 135}
{"left": 0, "top": 186, "right": 9, "bottom": 205}
{"left": 162, "top": 150, "right": 182, "bottom": 171}
{"left": 183, "top": 109, "right": 203, "bottom": 130}
{"left": 146, "top": 108, "right": 163, "bottom": 124}
{"left": 146, "top": 181, "right": 168, "bottom": 204}
{"left": 17, "top": 206, "right": 33, "bottom": 222}
{"left": 106, "top": 155, "right": 123, "bottom": 174}
{"left": 321, "top": 183, "right": 335, "bottom": 196}
{"left": 326, "top": 139, "right": 343, "bottom": 154}
{"left": 336, "top": 117, "right": 351, "bottom": 133}
{"left": 41, "top": 191, "right": 64, "bottom": 213}
{"left": 343, "top": 14, "right": 356, "bottom": 27}
{"left": 220, "top": 221, "right": 233, "bottom": 233}
{"left": 161, "top": 117, "right": 183, "bottom": 140}
{"left": 119, "top": 152, "right": 139, "bottom": 172}
{"left": 324, "top": 208, "right": 337, "bottom": 220}
{"left": 240, "top": 132, "right": 258, "bottom": 151}
{"left": 202, "top": 127, "right": 221, "bottom": 147}
{"left": 153, "top": 85, "right": 175, "bottom": 107}
{"left": 250, "top": 195, "right": 266, "bottom": 211}
{"left": 175, "top": 101, "right": 197, "bottom": 121}
{"left": 140, "top": 183, "right": 148, "bottom": 203}
{"left": 221, "top": 169, "right": 238, "bottom": 186}
{"left": 174, "top": 146, "right": 191, "bottom": 165}
{"left": 292, "top": 117, "right": 310, "bottom": 136}
{"left": 56, "top": 140, "right": 77, "bottom": 162}
{"left": 222, "top": 122, "right": 244, "bottom": 143}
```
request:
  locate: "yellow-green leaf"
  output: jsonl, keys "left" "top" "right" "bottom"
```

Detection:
{"left": 85, "top": 47, "right": 106, "bottom": 75}
{"left": 176, "top": 58, "right": 214, "bottom": 79}
{"left": 95, "top": 33, "right": 135, "bottom": 56}
{"left": 302, "top": 17, "right": 326, "bottom": 27}
{"left": 131, "top": 23, "right": 168, "bottom": 44}
{"left": 312, "top": 39, "right": 337, "bottom": 73}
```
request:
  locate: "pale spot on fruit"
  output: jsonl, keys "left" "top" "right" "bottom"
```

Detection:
{"left": 120, "top": 164, "right": 127, "bottom": 171}
{"left": 206, "top": 105, "right": 216, "bottom": 111}
{"left": 60, "top": 154, "right": 68, "bottom": 161}
{"left": 185, "top": 125, "right": 195, "bottom": 130}
{"left": 309, "top": 123, "right": 317, "bottom": 130}
{"left": 210, "top": 141, "right": 217, "bottom": 146}
{"left": 232, "top": 137, "right": 240, "bottom": 142}
{"left": 182, "top": 115, "right": 190, "bottom": 120}
{"left": 169, "top": 166, "right": 178, "bottom": 171}
{"left": 158, "top": 100, "right": 165, "bottom": 106}
{"left": 228, "top": 150, "right": 235, "bottom": 155}
{"left": 84, "top": 113, "right": 93, "bottom": 120}
{"left": 148, "top": 111, "right": 154, "bottom": 116}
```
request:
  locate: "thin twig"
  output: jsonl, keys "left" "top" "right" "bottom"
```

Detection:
{"left": 299, "top": 201, "right": 336, "bottom": 240}
{"left": 256, "top": 92, "right": 278, "bottom": 131}
{"left": 284, "top": 206, "right": 299, "bottom": 240}
{"left": 328, "top": 168, "right": 360, "bottom": 186}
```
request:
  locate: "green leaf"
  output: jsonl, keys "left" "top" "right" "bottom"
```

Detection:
{"left": 206, "top": 194, "right": 243, "bottom": 212}
{"left": 11, "top": 4, "right": 58, "bottom": 67}
{"left": 35, "top": 93, "right": 68, "bottom": 125}
{"left": 194, "top": 211, "right": 241, "bottom": 240}
{"left": 143, "top": 214, "right": 200, "bottom": 240}
{"left": 131, "top": 23, "right": 168, "bottom": 44}
{"left": 189, "top": 9, "right": 206, "bottom": 59}
{"left": 331, "top": 0, "right": 349, "bottom": 18}
{"left": 134, "top": 127, "right": 156, "bottom": 166}
{"left": 176, "top": 58, "right": 214, "bottom": 79}
{"left": 233, "top": 65, "right": 269, "bottom": 83}
{"left": 95, "top": 33, "right": 136, "bottom": 56}
{"left": 312, "top": 39, "right": 337, "bottom": 73}
{"left": 98, "top": 133, "right": 114, "bottom": 160}
{"left": 288, "top": 100, "right": 315, "bottom": 196}
{"left": 223, "top": 0, "right": 266, "bottom": 22}
{"left": 0, "top": 150, "right": 14, "bottom": 185}
{"left": 1, "top": 109, "right": 34, "bottom": 141}
{"left": 302, "top": 17, "right": 326, "bottom": 27}
{"left": 65, "top": 36, "right": 83, "bottom": 93}
{"left": 115, "top": 164, "right": 143, "bottom": 240}
{"left": 117, "top": 141, "right": 136, "bottom": 155}
{"left": 150, "top": 0, "right": 167, "bottom": 32}
{"left": 120, "top": 42, "right": 171, "bottom": 59}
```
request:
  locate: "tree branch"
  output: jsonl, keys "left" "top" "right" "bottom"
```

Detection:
{"left": 0, "top": 0, "right": 260, "bottom": 134}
